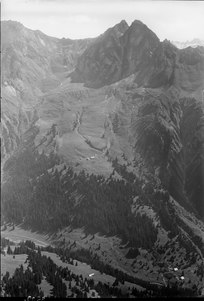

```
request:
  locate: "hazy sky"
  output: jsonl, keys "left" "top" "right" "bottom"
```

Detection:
{"left": 1, "top": 0, "right": 204, "bottom": 41}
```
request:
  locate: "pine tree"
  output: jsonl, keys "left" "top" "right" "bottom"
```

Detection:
{"left": 7, "top": 245, "right": 12, "bottom": 255}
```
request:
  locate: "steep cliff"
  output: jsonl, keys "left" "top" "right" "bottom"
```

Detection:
{"left": 71, "top": 20, "right": 204, "bottom": 93}
{"left": 1, "top": 21, "right": 92, "bottom": 163}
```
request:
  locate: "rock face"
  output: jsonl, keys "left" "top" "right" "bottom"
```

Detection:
{"left": 1, "top": 20, "right": 93, "bottom": 162}
{"left": 1, "top": 19, "right": 204, "bottom": 294}
{"left": 71, "top": 20, "right": 160, "bottom": 87}
{"left": 71, "top": 20, "right": 129, "bottom": 87}
{"left": 132, "top": 90, "right": 204, "bottom": 216}
{"left": 71, "top": 20, "right": 204, "bottom": 92}
{"left": 120, "top": 20, "right": 160, "bottom": 80}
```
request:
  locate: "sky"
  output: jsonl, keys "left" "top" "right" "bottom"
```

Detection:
{"left": 1, "top": 0, "right": 204, "bottom": 41}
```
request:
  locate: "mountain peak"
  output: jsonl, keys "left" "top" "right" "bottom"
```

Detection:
{"left": 105, "top": 19, "right": 129, "bottom": 38}
{"left": 117, "top": 19, "right": 129, "bottom": 29}
{"left": 129, "top": 19, "right": 148, "bottom": 31}
{"left": 128, "top": 19, "right": 158, "bottom": 38}
{"left": 131, "top": 19, "right": 144, "bottom": 26}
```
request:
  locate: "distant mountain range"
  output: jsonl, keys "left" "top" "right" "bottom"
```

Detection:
{"left": 1, "top": 19, "right": 204, "bottom": 297}
{"left": 172, "top": 38, "right": 204, "bottom": 49}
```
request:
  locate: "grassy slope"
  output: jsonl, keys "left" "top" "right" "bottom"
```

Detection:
{"left": 34, "top": 78, "right": 137, "bottom": 176}
{"left": 35, "top": 82, "right": 114, "bottom": 176}
{"left": 1, "top": 225, "right": 158, "bottom": 284}
{"left": 1, "top": 254, "right": 28, "bottom": 278}
{"left": 41, "top": 251, "right": 144, "bottom": 292}
{"left": 1, "top": 215, "right": 204, "bottom": 294}
{"left": 1, "top": 225, "right": 145, "bottom": 297}
{"left": 1, "top": 225, "right": 51, "bottom": 247}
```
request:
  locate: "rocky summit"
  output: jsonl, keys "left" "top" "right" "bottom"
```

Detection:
{"left": 1, "top": 19, "right": 204, "bottom": 298}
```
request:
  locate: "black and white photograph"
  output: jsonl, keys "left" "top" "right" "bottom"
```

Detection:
{"left": 1, "top": 0, "right": 204, "bottom": 298}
